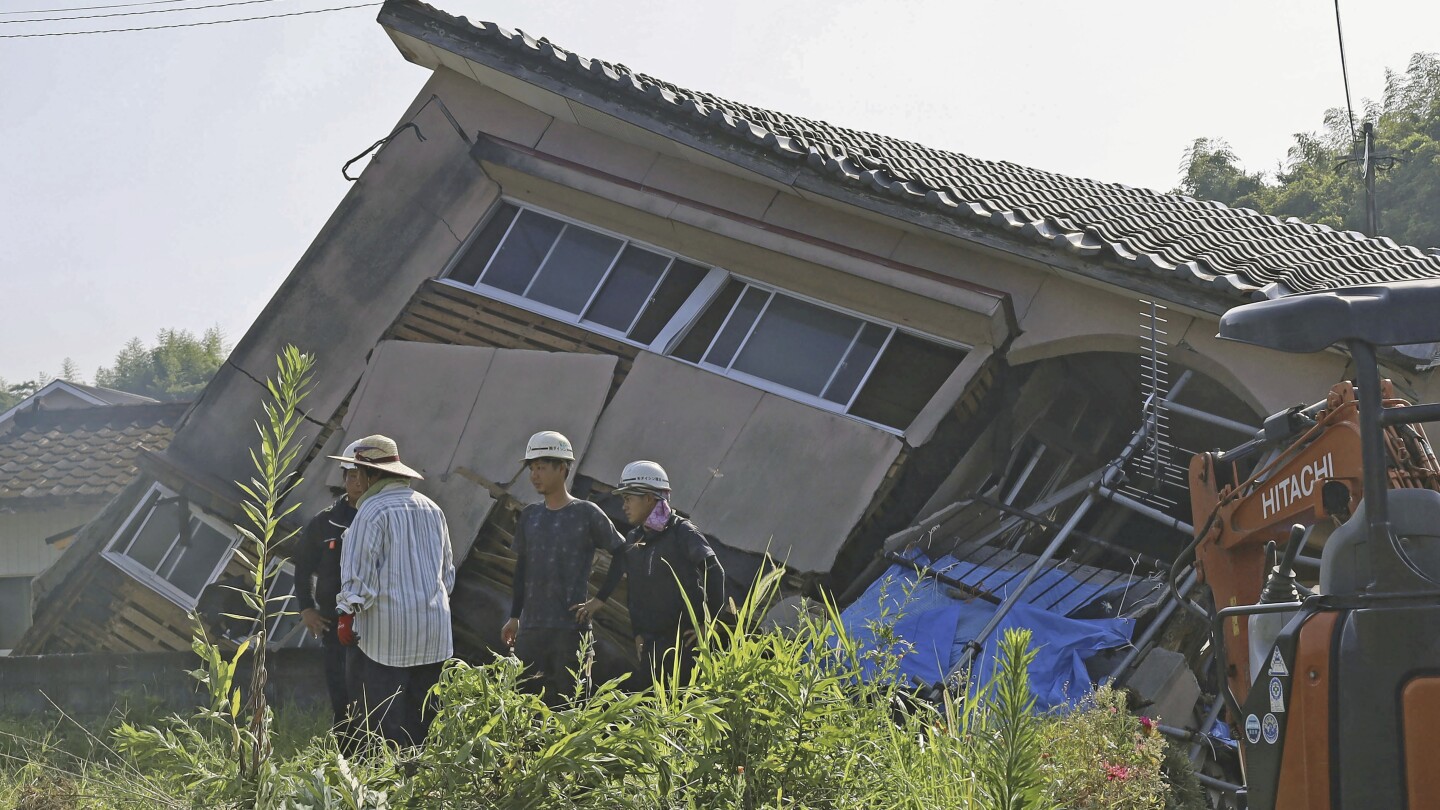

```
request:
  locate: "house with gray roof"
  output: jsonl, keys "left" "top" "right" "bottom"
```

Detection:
{"left": 0, "top": 383, "right": 186, "bottom": 651}
{"left": 19, "top": 0, "right": 1440, "bottom": 679}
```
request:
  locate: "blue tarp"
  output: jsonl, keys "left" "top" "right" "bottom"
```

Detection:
{"left": 837, "top": 549, "right": 1134, "bottom": 711}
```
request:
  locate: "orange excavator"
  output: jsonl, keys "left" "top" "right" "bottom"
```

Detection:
{"left": 1182, "top": 281, "right": 1440, "bottom": 809}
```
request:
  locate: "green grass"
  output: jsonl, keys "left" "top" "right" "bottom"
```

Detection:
{"left": 0, "top": 567, "right": 1201, "bottom": 809}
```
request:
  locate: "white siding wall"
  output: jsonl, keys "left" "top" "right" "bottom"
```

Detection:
{"left": 0, "top": 506, "right": 96, "bottom": 577}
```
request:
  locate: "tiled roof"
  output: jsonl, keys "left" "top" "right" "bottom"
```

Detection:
{"left": 0, "top": 402, "right": 187, "bottom": 502}
{"left": 385, "top": 0, "right": 1440, "bottom": 299}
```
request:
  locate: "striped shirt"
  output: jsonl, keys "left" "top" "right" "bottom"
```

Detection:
{"left": 337, "top": 480, "right": 456, "bottom": 668}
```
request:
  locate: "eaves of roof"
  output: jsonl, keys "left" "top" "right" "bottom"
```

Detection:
{"left": 379, "top": 0, "right": 1440, "bottom": 313}
{"left": 0, "top": 380, "right": 158, "bottom": 428}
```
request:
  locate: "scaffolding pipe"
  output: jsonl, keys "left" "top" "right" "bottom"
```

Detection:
{"left": 1002, "top": 442, "right": 1046, "bottom": 506}
{"left": 1194, "top": 772, "right": 1244, "bottom": 793}
{"left": 963, "top": 470, "right": 1101, "bottom": 551}
{"left": 1096, "top": 486, "right": 1195, "bottom": 535}
{"left": 950, "top": 413, "right": 1155, "bottom": 677}
{"left": 1163, "top": 400, "right": 1258, "bottom": 437}
{"left": 1189, "top": 697, "right": 1227, "bottom": 764}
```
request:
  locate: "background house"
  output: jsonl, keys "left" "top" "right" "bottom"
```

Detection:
{"left": 0, "top": 382, "right": 186, "bottom": 651}
{"left": 19, "top": 0, "right": 1440, "bottom": 682}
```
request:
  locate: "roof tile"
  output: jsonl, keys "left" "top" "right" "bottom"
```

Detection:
{"left": 0, "top": 402, "right": 187, "bottom": 503}
{"left": 388, "top": 0, "right": 1440, "bottom": 298}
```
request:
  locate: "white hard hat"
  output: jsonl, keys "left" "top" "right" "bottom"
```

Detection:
{"left": 523, "top": 430, "right": 575, "bottom": 462}
{"left": 613, "top": 460, "right": 670, "bottom": 495}
{"left": 337, "top": 439, "right": 364, "bottom": 470}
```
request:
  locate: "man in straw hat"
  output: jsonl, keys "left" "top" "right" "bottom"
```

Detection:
{"left": 333, "top": 435, "right": 455, "bottom": 748}
{"left": 592, "top": 460, "right": 728, "bottom": 688}
{"left": 294, "top": 439, "right": 367, "bottom": 750}
{"left": 501, "top": 430, "right": 625, "bottom": 705}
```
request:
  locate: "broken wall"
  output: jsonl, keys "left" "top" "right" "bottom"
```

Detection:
{"left": 578, "top": 352, "right": 904, "bottom": 573}
{"left": 292, "top": 341, "right": 617, "bottom": 561}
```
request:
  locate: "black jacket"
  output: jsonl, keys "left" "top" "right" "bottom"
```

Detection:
{"left": 600, "top": 515, "right": 726, "bottom": 637}
{"left": 294, "top": 496, "right": 356, "bottom": 619}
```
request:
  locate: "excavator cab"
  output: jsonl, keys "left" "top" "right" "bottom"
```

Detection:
{"left": 1208, "top": 280, "right": 1440, "bottom": 809}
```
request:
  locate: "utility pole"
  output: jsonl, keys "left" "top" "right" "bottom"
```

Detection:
{"left": 1336, "top": 121, "right": 1397, "bottom": 238}
{"left": 1362, "top": 122, "right": 1378, "bottom": 237}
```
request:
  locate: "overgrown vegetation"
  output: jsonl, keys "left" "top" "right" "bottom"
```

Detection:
{"left": 0, "top": 571, "right": 1198, "bottom": 809}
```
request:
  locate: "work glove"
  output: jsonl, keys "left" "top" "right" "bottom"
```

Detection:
{"left": 336, "top": 613, "right": 358, "bottom": 646}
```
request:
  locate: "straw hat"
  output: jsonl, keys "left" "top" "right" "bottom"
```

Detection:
{"left": 328, "top": 434, "right": 424, "bottom": 479}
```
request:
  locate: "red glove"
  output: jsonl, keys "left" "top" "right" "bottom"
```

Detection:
{"left": 336, "top": 613, "right": 358, "bottom": 646}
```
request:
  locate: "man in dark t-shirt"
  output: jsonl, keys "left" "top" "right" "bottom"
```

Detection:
{"left": 500, "top": 431, "right": 624, "bottom": 704}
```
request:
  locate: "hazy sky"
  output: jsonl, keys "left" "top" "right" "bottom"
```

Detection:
{"left": 2, "top": 0, "right": 1437, "bottom": 385}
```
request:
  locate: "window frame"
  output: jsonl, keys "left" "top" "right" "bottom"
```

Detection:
{"left": 439, "top": 200, "right": 727, "bottom": 350}
{"left": 439, "top": 198, "right": 971, "bottom": 434}
{"left": 102, "top": 482, "right": 242, "bottom": 610}
{"left": 686, "top": 281, "right": 900, "bottom": 414}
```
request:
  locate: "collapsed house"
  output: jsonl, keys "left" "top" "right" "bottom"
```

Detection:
{"left": 17, "top": 0, "right": 1440, "bottom": 788}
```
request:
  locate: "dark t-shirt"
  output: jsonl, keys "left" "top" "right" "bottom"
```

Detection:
{"left": 614, "top": 516, "right": 720, "bottom": 636}
{"left": 512, "top": 499, "right": 624, "bottom": 630}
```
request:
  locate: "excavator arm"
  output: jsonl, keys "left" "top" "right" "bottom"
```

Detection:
{"left": 1190, "top": 379, "right": 1440, "bottom": 705}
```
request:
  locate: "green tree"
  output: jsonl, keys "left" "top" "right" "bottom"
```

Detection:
{"left": 0, "top": 380, "right": 19, "bottom": 411}
{"left": 1176, "top": 138, "right": 1266, "bottom": 209}
{"left": 95, "top": 327, "right": 229, "bottom": 400}
{"left": 0, "top": 377, "right": 45, "bottom": 410}
{"left": 1178, "top": 52, "right": 1440, "bottom": 250}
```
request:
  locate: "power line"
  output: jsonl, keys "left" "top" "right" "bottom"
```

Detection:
{"left": 1, "top": 0, "right": 190, "bottom": 15}
{"left": 1333, "top": 0, "right": 1357, "bottom": 141}
{"left": 0, "top": 1, "right": 378, "bottom": 37}
{"left": 3, "top": 0, "right": 281, "bottom": 25}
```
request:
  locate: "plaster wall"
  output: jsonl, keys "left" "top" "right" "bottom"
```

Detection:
{"left": 0, "top": 506, "right": 90, "bottom": 576}
{"left": 1009, "top": 273, "right": 1350, "bottom": 416}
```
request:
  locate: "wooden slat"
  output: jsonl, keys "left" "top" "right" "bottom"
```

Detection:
{"left": 109, "top": 617, "right": 156, "bottom": 651}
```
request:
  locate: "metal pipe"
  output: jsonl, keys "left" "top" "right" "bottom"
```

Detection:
{"left": 1096, "top": 486, "right": 1195, "bottom": 535}
{"left": 1214, "top": 436, "right": 1265, "bottom": 464}
{"left": 962, "top": 470, "right": 1101, "bottom": 551}
{"left": 1189, "top": 697, "right": 1227, "bottom": 764}
{"left": 951, "top": 492, "right": 1098, "bottom": 674}
{"left": 1168, "top": 370, "right": 1194, "bottom": 402}
{"left": 1164, "top": 400, "right": 1257, "bottom": 437}
{"left": 1003, "top": 442, "right": 1046, "bottom": 506}
{"left": 951, "top": 417, "right": 1157, "bottom": 677}
{"left": 1381, "top": 400, "right": 1440, "bottom": 426}
{"left": 1106, "top": 569, "right": 1197, "bottom": 686}
{"left": 1194, "top": 772, "right": 1244, "bottom": 793}
{"left": 971, "top": 493, "right": 1168, "bottom": 570}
